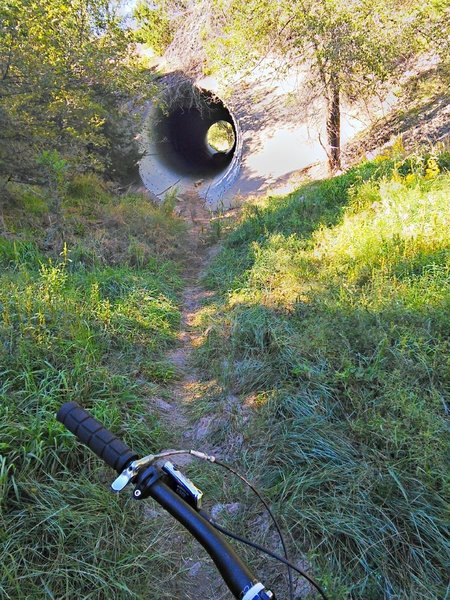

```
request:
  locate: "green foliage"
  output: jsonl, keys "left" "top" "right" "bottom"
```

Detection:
{"left": 0, "top": 239, "right": 42, "bottom": 269}
{"left": 0, "top": 182, "right": 187, "bottom": 598}
{"left": 0, "top": 0, "right": 152, "bottom": 186}
{"left": 198, "top": 151, "right": 449, "bottom": 598}
{"left": 37, "top": 150, "right": 69, "bottom": 214}
{"left": 132, "top": 0, "right": 217, "bottom": 77}
{"left": 66, "top": 173, "right": 112, "bottom": 205}
{"left": 134, "top": 0, "right": 174, "bottom": 54}
{"left": 37, "top": 151, "right": 68, "bottom": 178}
{"left": 212, "top": 0, "right": 442, "bottom": 87}
{"left": 142, "top": 360, "right": 178, "bottom": 383}
{"left": 108, "top": 192, "right": 187, "bottom": 261}
{"left": 207, "top": 0, "right": 447, "bottom": 169}
{"left": 206, "top": 120, "right": 235, "bottom": 153}
{"left": 161, "top": 186, "right": 179, "bottom": 215}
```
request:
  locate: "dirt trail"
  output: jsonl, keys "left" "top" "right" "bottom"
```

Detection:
{"left": 148, "top": 189, "right": 232, "bottom": 599}
{"left": 155, "top": 189, "right": 216, "bottom": 441}
{"left": 148, "top": 189, "right": 315, "bottom": 600}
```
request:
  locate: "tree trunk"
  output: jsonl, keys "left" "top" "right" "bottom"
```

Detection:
{"left": 326, "top": 76, "right": 341, "bottom": 172}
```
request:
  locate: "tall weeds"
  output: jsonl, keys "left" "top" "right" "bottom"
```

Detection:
{"left": 0, "top": 183, "right": 186, "bottom": 598}
{"left": 198, "top": 150, "right": 449, "bottom": 599}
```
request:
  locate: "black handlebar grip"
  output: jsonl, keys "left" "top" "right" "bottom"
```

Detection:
{"left": 57, "top": 402, "right": 138, "bottom": 473}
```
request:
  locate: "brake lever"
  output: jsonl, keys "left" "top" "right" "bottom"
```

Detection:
{"left": 111, "top": 454, "right": 158, "bottom": 491}
{"left": 111, "top": 449, "right": 215, "bottom": 493}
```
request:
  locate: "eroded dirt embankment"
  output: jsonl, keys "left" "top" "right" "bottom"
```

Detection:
{"left": 141, "top": 55, "right": 448, "bottom": 212}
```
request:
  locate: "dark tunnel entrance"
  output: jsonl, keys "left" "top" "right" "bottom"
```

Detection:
{"left": 153, "top": 87, "right": 237, "bottom": 178}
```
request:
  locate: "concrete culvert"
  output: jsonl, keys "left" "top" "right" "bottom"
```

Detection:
{"left": 139, "top": 78, "right": 242, "bottom": 208}
{"left": 156, "top": 91, "right": 236, "bottom": 175}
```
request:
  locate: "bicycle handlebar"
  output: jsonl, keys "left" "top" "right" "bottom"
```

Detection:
{"left": 57, "top": 401, "right": 138, "bottom": 472}
{"left": 146, "top": 475, "right": 257, "bottom": 597}
{"left": 56, "top": 402, "right": 274, "bottom": 600}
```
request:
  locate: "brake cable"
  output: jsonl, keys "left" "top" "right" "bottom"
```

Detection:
{"left": 127, "top": 449, "right": 328, "bottom": 600}
{"left": 208, "top": 520, "right": 328, "bottom": 600}
{"left": 214, "top": 458, "right": 294, "bottom": 600}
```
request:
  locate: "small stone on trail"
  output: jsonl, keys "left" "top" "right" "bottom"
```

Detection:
{"left": 293, "top": 559, "right": 314, "bottom": 598}
{"left": 195, "top": 415, "right": 215, "bottom": 440}
{"left": 211, "top": 502, "right": 241, "bottom": 520}
{"left": 188, "top": 561, "right": 202, "bottom": 577}
{"left": 153, "top": 398, "right": 173, "bottom": 412}
{"left": 143, "top": 505, "right": 161, "bottom": 520}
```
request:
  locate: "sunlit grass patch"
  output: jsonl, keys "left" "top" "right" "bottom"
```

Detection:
{"left": 197, "top": 150, "right": 449, "bottom": 599}
{"left": 316, "top": 177, "right": 449, "bottom": 285}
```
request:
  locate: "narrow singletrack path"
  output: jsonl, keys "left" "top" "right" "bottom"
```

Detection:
{"left": 147, "top": 190, "right": 311, "bottom": 599}
{"left": 154, "top": 190, "right": 217, "bottom": 443}
{"left": 148, "top": 189, "right": 231, "bottom": 599}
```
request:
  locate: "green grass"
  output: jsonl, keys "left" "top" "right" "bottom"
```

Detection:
{"left": 197, "top": 149, "right": 449, "bottom": 599}
{"left": 0, "top": 182, "right": 187, "bottom": 598}
{"left": 3, "top": 174, "right": 187, "bottom": 265}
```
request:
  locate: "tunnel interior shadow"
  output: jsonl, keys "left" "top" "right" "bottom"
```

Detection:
{"left": 153, "top": 87, "right": 237, "bottom": 178}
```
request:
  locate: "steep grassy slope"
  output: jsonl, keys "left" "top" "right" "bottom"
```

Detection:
{"left": 197, "top": 149, "right": 449, "bottom": 599}
{"left": 0, "top": 179, "right": 186, "bottom": 599}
